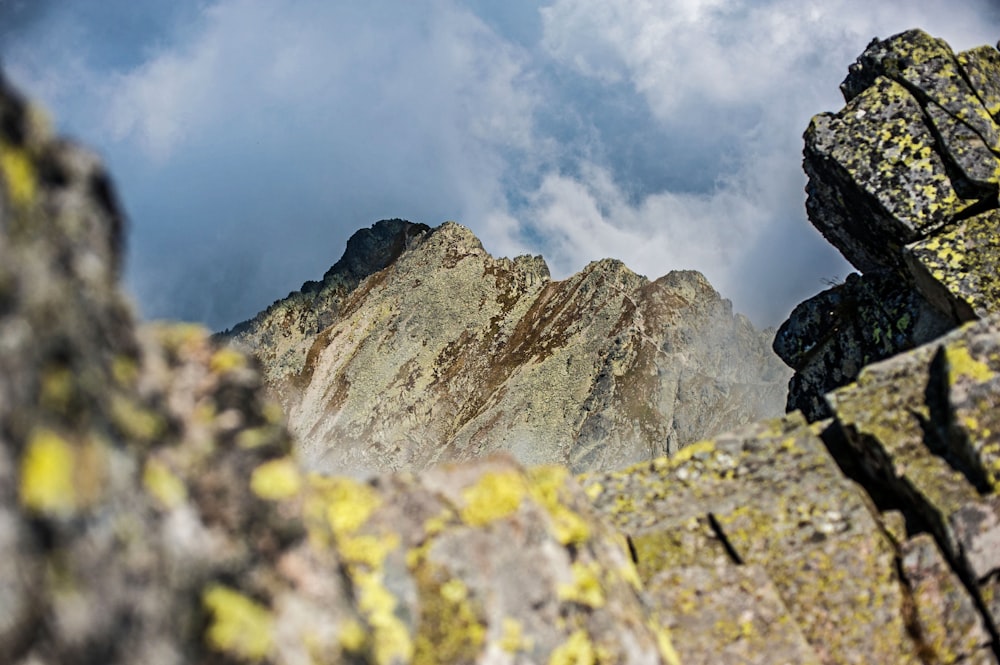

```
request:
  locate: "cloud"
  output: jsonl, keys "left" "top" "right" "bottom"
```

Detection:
{"left": 4, "top": 0, "right": 1000, "bottom": 330}
{"left": 6, "top": 0, "right": 542, "bottom": 329}
{"left": 483, "top": 0, "right": 1000, "bottom": 324}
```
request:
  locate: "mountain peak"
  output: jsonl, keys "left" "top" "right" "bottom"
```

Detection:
{"left": 222, "top": 220, "right": 789, "bottom": 476}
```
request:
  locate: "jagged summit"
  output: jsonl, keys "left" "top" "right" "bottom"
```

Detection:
{"left": 223, "top": 219, "right": 788, "bottom": 476}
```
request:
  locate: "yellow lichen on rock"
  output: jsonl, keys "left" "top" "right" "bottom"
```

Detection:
{"left": 460, "top": 469, "right": 527, "bottom": 526}
{"left": 143, "top": 457, "right": 188, "bottom": 509}
{"left": 318, "top": 475, "right": 382, "bottom": 536}
{"left": 18, "top": 428, "right": 107, "bottom": 515}
{"left": 558, "top": 560, "right": 606, "bottom": 608}
{"left": 413, "top": 567, "right": 486, "bottom": 665}
{"left": 338, "top": 619, "right": 368, "bottom": 653}
{"left": 19, "top": 429, "right": 75, "bottom": 514}
{"left": 354, "top": 569, "right": 414, "bottom": 665}
{"left": 250, "top": 456, "right": 302, "bottom": 500}
{"left": 528, "top": 465, "right": 591, "bottom": 545}
{"left": 209, "top": 346, "right": 248, "bottom": 374}
{"left": 500, "top": 617, "right": 533, "bottom": 654}
{"left": 0, "top": 141, "right": 36, "bottom": 207}
{"left": 945, "top": 344, "right": 993, "bottom": 384}
{"left": 111, "top": 393, "right": 165, "bottom": 441}
{"left": 548, "top": 630, "right": 597, "bottom": 665}
{"left": 202, "top": 584, "right": 274, "bottom": 661}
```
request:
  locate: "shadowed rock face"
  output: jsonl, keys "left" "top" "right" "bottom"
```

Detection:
{"left": 777, "top": 29, "right": 1000, "bottom": 420}
{"left": 224, "top": 221, "right": 790, "bottom": 476}
{"left": 6, "top": 28, "right": 1000, "bottom": 665}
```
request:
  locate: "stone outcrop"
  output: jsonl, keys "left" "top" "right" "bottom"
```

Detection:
{"left": 589, "top": 316, "right": 1000, "bottom": 663}
{"left": 6, "top": 27, "right": 1000, "bottom": 665}
{"left": 776, "top": 29, "right": 1000, "bottom": 420}
{"left": 224, "top": 221, "right": 789, "bottom": 476}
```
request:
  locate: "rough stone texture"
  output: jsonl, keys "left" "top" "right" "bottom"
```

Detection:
{"left": 781, "top": 29, "right": 1000, "bottom": 418}
{"left": 583, "top": 415, "right": 930, "bottom": 664}
{"left": 774, "top": 270, "right": 952, "bottom": 420}
{"left": 906, "top": 208, "right": 1000, "bottom": 323}
{"left": 902, "top": 534, "right": 993, "bottom": 663}
{"left": 827, "top": 317, "right": 1000, "bottom": 645}
{"left": 224, "top": 221, "right": 789, "bottom": 476}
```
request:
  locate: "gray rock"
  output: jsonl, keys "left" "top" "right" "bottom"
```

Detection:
{"left": 227, "top": 221, "right": 789, "bottom": 476}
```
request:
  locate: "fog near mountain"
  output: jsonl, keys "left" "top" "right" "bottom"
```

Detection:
{"left": 3, "top": 1, "right": 999, "bottom": 330}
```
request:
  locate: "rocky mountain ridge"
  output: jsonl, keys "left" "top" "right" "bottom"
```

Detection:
{"left": 223, "top": 219, "right": 789, "bottom": 475}
{"left": 2, "top": 27, "right": 1000, "bottom": 665}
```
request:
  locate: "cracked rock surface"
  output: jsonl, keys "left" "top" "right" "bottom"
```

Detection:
{"left": 779, "top": 28, "right": 1000, "bottom": 420}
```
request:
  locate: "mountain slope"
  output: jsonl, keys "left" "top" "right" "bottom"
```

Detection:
{"left": 224, "top": 220, "right": 790, "bottom": 475}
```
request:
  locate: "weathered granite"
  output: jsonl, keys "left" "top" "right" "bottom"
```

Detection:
{"left": 583, "top": 415, "right": 934, "bottom": 664}
{"left": 825, "top": 316, "right": 1000, "bottom": 652}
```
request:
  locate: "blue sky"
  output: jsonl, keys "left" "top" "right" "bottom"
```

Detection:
{"left": 2, "top": 1, "right": 999, "bottom": 330}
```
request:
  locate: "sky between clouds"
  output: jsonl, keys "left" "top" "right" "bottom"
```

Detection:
{"left": 2, "top": 0, "right": 999, "bottom": 330}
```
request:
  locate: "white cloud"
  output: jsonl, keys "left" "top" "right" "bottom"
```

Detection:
{"left": 8, "top": 0, "right": 544, "bottom": 326}
{"left": 487, "top": 159, "right": 775, "bottom": 305}
{"left": 491, "top": 0, "right": 1000, "bottom": 324}
{"left": 541, "top": 0, "right": 999, "bottom": 121}
{"left": 104, "top": 0, "right": 538, "bottom": 171}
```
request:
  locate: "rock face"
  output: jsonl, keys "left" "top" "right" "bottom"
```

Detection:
{"left": 6, "top": 28, "right": 1000, "bottom": 665}
{"left": 224, "top": 221, "right": 790, "bottom": 475}
{"left": 776, "top": 29, "right": 1000, "bottom": 420}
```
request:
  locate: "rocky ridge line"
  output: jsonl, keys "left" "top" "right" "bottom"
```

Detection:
{"left": 224, "top": 219, "right": 789, "bottom": 476}
{"left": 776, "top": 29, "right": 1000, "bottom": 420}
